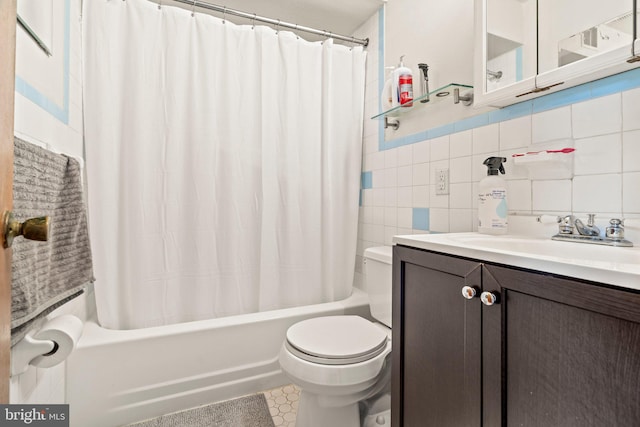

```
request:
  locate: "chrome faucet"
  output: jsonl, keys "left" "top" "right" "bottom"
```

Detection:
{"left": 552, "top": 214, "right": 632, "bottom": 247}
{"left": 556, "top": 214, "right": 599, "bottom": 236}
{"left": 574, "top": 214, "right": 600, "bottom": 236}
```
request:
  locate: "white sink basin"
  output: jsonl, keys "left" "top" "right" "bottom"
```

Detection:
{"left": 393, "top": 232, "right": 640, "bottom": 290}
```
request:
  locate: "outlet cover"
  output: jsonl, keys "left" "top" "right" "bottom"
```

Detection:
{"left": 435, "top": 168, "right": 449, "bottom": 195}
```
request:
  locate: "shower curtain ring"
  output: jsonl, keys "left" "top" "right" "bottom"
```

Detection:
{"left": 276, "top": 19, "right": 281, "bottom": 34}
{"left": 157, "top": 0, "right": 163, "bottom": 9}
{"left": 191, "top": 0, "right": 197, "bottom": 17}
{"left": 222, "top": 6, "right": 226, "bottom": 24}
{"left": 251, "top": 13, "right": 256, "bottom": 29}
{"left": 295, "top": 24, "right": 299, "bottom": 39}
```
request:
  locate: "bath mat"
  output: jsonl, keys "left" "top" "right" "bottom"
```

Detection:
{"left": 125, "top": 393, "right": 276, "bottom": 427}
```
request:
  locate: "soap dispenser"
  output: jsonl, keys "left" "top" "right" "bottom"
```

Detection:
{"left": 478, "top": 157, "right": 508, "bottom": 235}
{"left": 393, "top": 55, "right": 413, "bottom": 107}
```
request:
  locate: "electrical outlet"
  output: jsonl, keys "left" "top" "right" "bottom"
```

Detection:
{"left": 435, "top": 168, "right": 449, "bottom": 195}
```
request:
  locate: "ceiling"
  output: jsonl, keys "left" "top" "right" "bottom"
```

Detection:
{"left": 164, "top": 0, "right": 384, "bottom": 42}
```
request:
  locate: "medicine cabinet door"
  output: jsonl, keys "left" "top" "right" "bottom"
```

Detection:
{"left": 475, "top": 0, "right": 640, "bottom": 108}
{"left": 475, "top": 0, "right": 537, "bottom": 107}
{"left": 536, "top": 0, "right": 638, "bottom": 90}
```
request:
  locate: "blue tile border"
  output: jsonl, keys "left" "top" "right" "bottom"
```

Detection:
{"left": 380, "top": 66, "right": 640, "bottom": 151}
{"left": 412, "top": 208, "right": 430, "bottom": 231}
{"left": 361, "top": 171, "right": 373, "bottom": 189}
{"left": 15, "top": 0, "right": 70, "bottom": 124}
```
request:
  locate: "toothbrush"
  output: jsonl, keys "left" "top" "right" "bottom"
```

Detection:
{"left": 512, "top": 148, "right": 575, "bottom": 157}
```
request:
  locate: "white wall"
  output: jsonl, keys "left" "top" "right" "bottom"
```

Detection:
{"left": 10, "top": 0, "right": 95, "bottom": 405}
{"left": 382, "top": 0, "right": 483, "bottom": 138}
{"left": 354, "top": 1, "right": 640, "bottom": 287}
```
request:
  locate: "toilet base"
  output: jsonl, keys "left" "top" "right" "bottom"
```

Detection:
{"left": 362, "top": 409, "right": 391, "bottom": 427}
{"left": 296, "top": 390, "right": 360, "bottom": 427}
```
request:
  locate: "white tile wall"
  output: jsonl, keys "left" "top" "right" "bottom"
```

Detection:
{"left": 572, "top": 94, "right": 622, "bottom": 139}
{"left": 622, "top": 87, "right": 640, "bottom": 131}
{"left": 472, "top": 123, "right": 499, "bottom": 154}
{"left": 623, "top": 172, "right": 640, "bottom": 212}
{"left": 500, "top": 116, "right": 532, "bottom": 150}
{"left": 532, "top": 180, "right": 572, "bottom": 212}
{"left": 450, "top": 156, "right": 472, "bottom": 183}
{"left": 532, "top": 107, "right": 572, "bottom": 143}
{"left": 430, "top": 136, "right": 450, "bottom": 161}
{"left": 412, "top": 163, "right": 429, "bottom": 185}
{"left": 574, "top": 134, "right": 621, "bottom": 176}
{"left": 357, "top": 69, "right": 640, "bottom": 260}
{"left": 573, "top": 174, "right": 622, "bottom": 214}
{"left": 622, "top": 130, "right": 640, "bottom": 172}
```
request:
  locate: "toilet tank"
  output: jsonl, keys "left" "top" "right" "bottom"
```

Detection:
{"left": 364, "top": 246, "right": 393, "bottom": 328}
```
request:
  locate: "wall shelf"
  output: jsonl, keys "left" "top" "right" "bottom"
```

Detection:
{"left": 371, "top": 82, "right": 473, "bottom": 120}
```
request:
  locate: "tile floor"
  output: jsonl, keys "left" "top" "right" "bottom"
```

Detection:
{"left": 263, "top": 384, "right": 301, "bottom": 427}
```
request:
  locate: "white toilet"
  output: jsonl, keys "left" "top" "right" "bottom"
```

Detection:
{"left": 278, "top": 246, "right": 393, "bottom": 427}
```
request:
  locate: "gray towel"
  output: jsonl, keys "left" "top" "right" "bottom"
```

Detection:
{"left": 11, "top": 137, "right": 94, "bottom": 346}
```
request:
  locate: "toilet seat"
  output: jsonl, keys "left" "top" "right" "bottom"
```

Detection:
{"left": 285, "top": 316, "right": 388, "bottom": 365}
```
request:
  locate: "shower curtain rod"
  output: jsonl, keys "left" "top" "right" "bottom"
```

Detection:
{"left": 168, "top": 0, "right": 369, "bottom": 46}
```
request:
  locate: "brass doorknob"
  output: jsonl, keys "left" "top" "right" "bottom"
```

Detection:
{"left": 2, "top": 210, "right": 50, "bottom": 248}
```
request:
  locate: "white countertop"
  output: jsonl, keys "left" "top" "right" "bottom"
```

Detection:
{"left": 393, "top": 232, "right": 640, "bottom": 291}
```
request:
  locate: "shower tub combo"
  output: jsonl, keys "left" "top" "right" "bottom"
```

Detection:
{"left": 66, "top": 289, "right": 371, "bottom": 427}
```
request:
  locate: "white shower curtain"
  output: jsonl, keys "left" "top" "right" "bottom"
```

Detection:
{"left": 82, "top": 0, "right": 366, "bottom": 329}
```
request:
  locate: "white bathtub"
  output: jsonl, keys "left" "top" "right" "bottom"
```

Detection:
{"left": 66, "top": 288, "right": 371, "bottom": 427}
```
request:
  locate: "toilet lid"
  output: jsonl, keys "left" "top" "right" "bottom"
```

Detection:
{"left": 285, "top": 316, "right": 389, "bottom": 365}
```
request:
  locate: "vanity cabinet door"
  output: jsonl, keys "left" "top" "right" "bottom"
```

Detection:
{"left": 484, "top": 264, "right": 640, "bottom": 427}
{"left": 392, "top": 246, "right": 482, "bottom": 427}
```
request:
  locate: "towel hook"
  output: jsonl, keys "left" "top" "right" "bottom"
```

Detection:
{"left": 2, "top": 211, "right": 50, "bottom": 248}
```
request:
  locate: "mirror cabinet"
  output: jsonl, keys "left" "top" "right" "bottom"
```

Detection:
{"left": 475, "top": 0, "right": 640, "bottom": 107}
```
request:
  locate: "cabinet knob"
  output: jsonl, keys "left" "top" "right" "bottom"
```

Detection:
{"left": 461, "top": 286, "right": 477, "bottom": 300}
{"left": 481, "top": 291, "right": 498, "bottom": 306}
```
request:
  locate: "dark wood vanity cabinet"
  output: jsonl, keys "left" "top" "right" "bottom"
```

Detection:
{"left": 392, "top": 245, "right": 640, "bottom": 427}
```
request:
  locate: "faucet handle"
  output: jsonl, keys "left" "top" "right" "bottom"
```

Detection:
{"left": 557, "top": 215, "right": 575, "bottom": 234}
{"left": 587, "top": 213, "right": 596, "bottom": 226}
{"left": 606, "top": 218, "right": 625, "bottom": 240}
